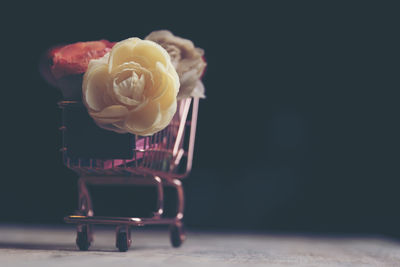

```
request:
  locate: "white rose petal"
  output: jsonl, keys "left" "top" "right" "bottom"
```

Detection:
{"left": 192, "top": 80, "right": 206, "bottom": 99}
{"left": 125, "top": 101, "right": 162, "bottom": 133}
{"left": 90, "top": 105, "right": 129, "bottom": 123}
{"left": 83, "top": 64, "right": 110, "bottom": 111}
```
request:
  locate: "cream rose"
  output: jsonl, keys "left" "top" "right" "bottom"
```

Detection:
{"left": 145, "top": 30, "right": 206, "bottom": 99}
{"left": 82, "top": 37, "right": 180, "bottom": 136}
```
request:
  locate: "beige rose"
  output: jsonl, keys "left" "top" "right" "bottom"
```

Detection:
{"left": 145, "top": 30, "right": 206, "bottom": 99}
{"left": 82, "top": 37, "right": 180, "bottom": 136}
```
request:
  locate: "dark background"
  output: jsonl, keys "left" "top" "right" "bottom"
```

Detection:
{"left": 1, "top": 2, "right": 399, "bottom": 237}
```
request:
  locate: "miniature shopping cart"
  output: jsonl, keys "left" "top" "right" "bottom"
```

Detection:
{"left": 58, "top": 97, "right": 199, "bottom": 251}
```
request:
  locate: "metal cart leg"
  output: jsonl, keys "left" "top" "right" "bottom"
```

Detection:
{"left": 165, "top": 178, "right": 186, "bottom": 247}
{"left": 153, "top": 176, "right": 164, "bottom": 218}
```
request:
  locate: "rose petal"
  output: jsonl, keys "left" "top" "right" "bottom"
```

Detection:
{"left": 108, "top": 38, "right": 165, "bottom": 71}
{"left": 131, "top": 40, "right": 169, "bottom": 68}
{"left": 153, "top": 72, "right": 177, "bottom": 110}
{"left": 110, "top": 62, "right": 154, "bottom": 107}
{"left": 147, "top": 62, "right": 167, "bottom": 98}
{"left": 95, "top": 121, "right": 127, "bottom": 134}
{"left": 102, "top": 84, "right": 117, "bottom": 106}
{"left": 125, "top": 101, "right": 162, "bottom": 135}
{"left": 108, "top": 38, "right": 141, "bottom": 73}
{"left": 140, "top": 102, "right": 177, "bottom": 136}
{"left": 178, "top": 68, "right": 198, "bottom": 96}
{"left": 87, "top": 52, "right": 109, "bottom": 70}
{"left": 145, "top": 30, "right": 196, "bottom": 56}
{"left": 112, "top": 77, "right": 142, "bottom": 107}
{"left": 152, "top": 100, "right": 177, "bottom": 132}
{"left": 83, "top": 64, "right": 110, "bottom": 111}
{"left": 191, "top": 80, "right": 206, "bottom": 99}
{"left": 145, "top": 30, "right": 174, "bottom": 42}
{"left": 166, "top": 62, "right": 180, "bottom": 93}
{"left": 149, "top": 62, "right": 179, "bottom": 99}
{"left": 90, "top": 105, "right": 129, "bottom": 123}
{"left": 134, "top": 99, "right": 177, "bottom": 135}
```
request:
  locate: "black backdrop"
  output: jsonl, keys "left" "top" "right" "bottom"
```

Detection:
{"left": 1, "top": 1, "right": 399, "bottom": 237}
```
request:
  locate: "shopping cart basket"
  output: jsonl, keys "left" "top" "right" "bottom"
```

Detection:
{"left": 58, "top": 97, "right": 199, "bottom": 251}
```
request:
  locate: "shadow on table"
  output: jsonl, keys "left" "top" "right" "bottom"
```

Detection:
{"left": 0, "top": 241, "right": 169, "bottom": 252}
{"left": 0, "top": 241, "right": 115, "bottom": 252}
{"left": 0, "top": 241, "right": 74, "bottom": 251}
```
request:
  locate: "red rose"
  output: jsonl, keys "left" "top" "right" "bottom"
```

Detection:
{"left": 50, "top": 40, "right": 115, "bottom": 78}
{"left": 40, "top": 40, "right": 115, "bottom": 100}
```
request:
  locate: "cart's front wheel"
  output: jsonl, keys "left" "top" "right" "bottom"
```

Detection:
{"left": 170, "top": 222, "right": 185, "bottom": 248}
{"left": 76, "top": 225, "right": 91, "bottom": 251}
{"left": 116, "top": 227, "right": 131, "bottom": 252}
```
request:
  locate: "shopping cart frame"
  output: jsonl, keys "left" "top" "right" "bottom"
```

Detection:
{"left": 59, "top": 97, "right": 199, "bottom": 251}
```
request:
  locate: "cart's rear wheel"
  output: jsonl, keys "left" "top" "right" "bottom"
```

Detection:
{"left": 76, "top": 225, "right": 91, "bottom": 251}
{"left": 170, "top": 222, "right": 185, "bottom": 248}
{"left": 116, "top": 228, "right": 131, "bottom": 252}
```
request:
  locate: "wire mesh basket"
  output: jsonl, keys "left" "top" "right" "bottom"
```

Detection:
{"left": 58, "top": 97, "right": 199, "bottom": 251}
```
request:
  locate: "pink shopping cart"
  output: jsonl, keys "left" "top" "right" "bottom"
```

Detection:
{"left": 59, "top": 97, "right": 199, "bottom": 251}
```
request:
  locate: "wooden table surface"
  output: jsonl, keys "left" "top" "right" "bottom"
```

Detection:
{"left": 0, "top": 224, "right": 399, "bottom": 266}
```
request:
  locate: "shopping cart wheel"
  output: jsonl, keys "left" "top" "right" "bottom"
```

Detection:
{"left": 170, "top": 222, "right": 185, "bottom": 248}
{"left": 76, "top": 225, "right": 91, "bottom": 251}
{"left": 116, "top": 228, "right": 131, "bottom": 252}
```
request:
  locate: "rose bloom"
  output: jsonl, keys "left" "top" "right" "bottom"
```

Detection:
{"left": 50, "top": 40, "right": 115, "bottom": 79}
{"left": 145, "top": 30, "right": 206, "bottom": 99}
{"left": 40, "top": 40, "right": 115, "bottom": 99}
{"left": 83, "top": 37, "right": 180, "bottom": 136}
